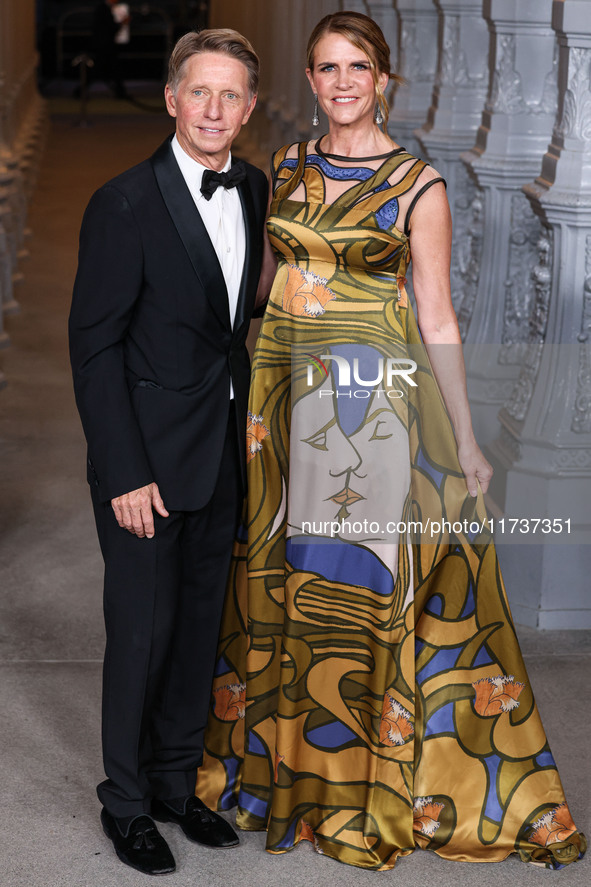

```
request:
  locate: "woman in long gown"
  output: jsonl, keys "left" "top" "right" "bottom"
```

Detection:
{"left": 196, "top": 11, "right": 586, "bottom": 871}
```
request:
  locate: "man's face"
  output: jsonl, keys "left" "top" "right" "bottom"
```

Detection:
{"left": 164, "top": 51, "right": 256, "bottom": 171}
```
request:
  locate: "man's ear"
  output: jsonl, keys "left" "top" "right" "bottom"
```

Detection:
{"left": 242, "top": 93, "right": 258, "bottom": 125}
{"left": 164, "top": 84, "right": 177, "bottom": 118}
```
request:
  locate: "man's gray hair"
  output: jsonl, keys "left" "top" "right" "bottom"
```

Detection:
{"left": 167, "top": 29, "right": 259, "bottom": 98}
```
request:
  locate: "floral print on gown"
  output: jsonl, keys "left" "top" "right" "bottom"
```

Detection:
{"left": 196, "top": 141, "right": 586, "bottom": 871}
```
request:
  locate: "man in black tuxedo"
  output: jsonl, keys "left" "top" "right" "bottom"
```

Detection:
{"left": 69, "top": 30, "right": 268, "bottom": 875}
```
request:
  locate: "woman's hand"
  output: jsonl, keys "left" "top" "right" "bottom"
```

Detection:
{"left": 456, "top": 438, "right": 493, "bottom": 497}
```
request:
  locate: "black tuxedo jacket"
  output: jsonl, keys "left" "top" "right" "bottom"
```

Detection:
{"left": 69, "top": 136, "right": 268, "bottom": 510}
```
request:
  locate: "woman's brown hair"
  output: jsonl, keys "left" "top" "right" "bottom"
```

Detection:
{"left": 306, "top": 11, "right": 402, "bottom": 128}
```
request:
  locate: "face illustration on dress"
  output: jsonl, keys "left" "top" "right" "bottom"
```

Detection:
{"left": 288, "top": 347, "right": 411, "bottom": 559}
{"left": 306, "top": 33, "right": 388, "bottom": 131}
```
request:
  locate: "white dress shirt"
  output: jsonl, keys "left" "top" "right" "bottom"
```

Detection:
{"left": 171, "top": 136, "right": 246, "bottom": 399}
{"left": 171, "top": 135, "right": 246, "bottom": 331}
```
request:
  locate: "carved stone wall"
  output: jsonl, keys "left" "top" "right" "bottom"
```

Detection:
{"left": 460, "top": 0, "right": 558, "bottom": 446}
{"left": 0, "top": 0, "right": 47, "bottom": 389}
{"left": 486, "top": 0, "right": 591, "bottom": 630}
{"left": 389, "top": 0, "right": 439, "bottom": 157}
{"left": 415, "top": 1, "right": 489, "bottom": 313}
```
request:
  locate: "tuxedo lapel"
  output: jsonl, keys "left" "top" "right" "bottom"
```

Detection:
{"left": 150, "top": 139, "right": 231, "bottom": 329}
{"left": 234, "top": 167, "right": 261, "bottom": 337}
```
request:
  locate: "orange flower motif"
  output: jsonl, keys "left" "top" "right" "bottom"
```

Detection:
{"left": 379, "top": 693, "right": 414, "bottom": 746}
{"left": 299, "top": 821, "right": 315, "bottom": 843}
{"left": 246, "top": 412, "right": 270, "bottom": 463}
{"left": 213, "top": 683, "right": 246, "bottom": 721}
{"left": 274, "top": 752, "right": 285, "bottom": 782}
{"left": 472, "top": 675, "right": 525, "bottom": 717}
{"left": 396, "top": 275, "right": 408, "bottom": 304}
{"left": 530, "top": 804, "right": 578, "bottom": 847}
{"left": 413, "top": 797, "right": 445, "bottom": 837}
{"left": 282, "top": 265, "right": 335, "bottom": 317}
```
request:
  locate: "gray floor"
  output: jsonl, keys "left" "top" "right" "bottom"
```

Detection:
{"left": 0, "top": 111, "right": 588, "bottom": 886}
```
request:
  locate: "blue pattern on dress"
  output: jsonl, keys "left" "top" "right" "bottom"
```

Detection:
{"left": 330, "top": 343, "right": 384, "bottom": 436}
{"left": 425, "top": 594, "right": 444, "bottom": 616}
{"left": 220, "top": 757, "right": 239, "bottom": 809}
{"left": 238, "top": 789, "right": 268, "bottom": 819}
{"left": 276, "top": 819, "right": 299, "bottom": 849}
{"left": 416, "top": 645, "right": 464, "bottom": 684}
{"left": 247, "top": 731, "right": 267, "bottom": 755}
{"left": 417, "top": 446, "right": 445, "bottom": 489}
{"left": 306, "top": 720, "right": 358, "bottom": 749}
{"left": 376, "top": 197, "right": 399, "bottom": 230}
{"left": 279, "top": 154, "right": 374, "bottom": 181}
{"left": 483, "top": 754, "right": 504, "bottom": 821}
{"left": 460, "top": 582, "right": 476, "bottom": 618}
{"left": 278, "top": 155, "right": 395, "bottom": 225}
{"left": 287, "top": 537, "right": 395, "bottom": 597}
{"left": 424, "top": 701, "right": 456, "bottom": 737}
{"left": 536, "top": 750, "right": 557, "bottom": 768}
{"left": 214, "top": 655, "right": 231, "bottom": 676}
{"left": 473, "top": 645, "right": 495, "bottom": 668}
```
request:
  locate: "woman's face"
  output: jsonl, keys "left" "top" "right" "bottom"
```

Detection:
{"left": 288, "top": 378, "right": 410, "bottom": 547}
{"left": 306, "top": 32, "right": 388, "bottom": 130}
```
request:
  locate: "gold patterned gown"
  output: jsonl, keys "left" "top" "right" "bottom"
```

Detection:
{"left": 196, "top": 141, "right": 586, "bottom": 870}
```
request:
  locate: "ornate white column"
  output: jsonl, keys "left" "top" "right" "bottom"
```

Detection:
{"left": 415, "top": 1, "right": 489, "bottom": 310}
{"left": 294, "top": 0, "right": 317, "bottom": 142}
{"left": 389, "top": 0, "right": 439, "bottom": 156}
{"left": 367, "top": 1, "right": 399, "bottom": 74}
{"left": 343, "top": 0, "right": 370, "bottom": 14}
{"left": 277, "top": 2, "right": 307, "bottom": 145}
{"left": 460, "top": 0, "right": 558, "bottom": 446}
{"left": 267, "top": 0, "right": 342, "bottom": 149}
{"left": 486, "top": 0, "right": 591, "bottom": 630}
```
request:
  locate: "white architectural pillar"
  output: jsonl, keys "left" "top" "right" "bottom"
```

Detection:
{"left": 344, "top": 0, "right": 370, "bottom": 14}
{"left": 460, "top": 0, "right": 558, "bottom": 446}
{"left": 367, "top": 1, "right": 398, "bottom": 74}
{"left": 415, "top": 1, "right": 489, "bottom": 310}
{"left": 487, "top": 0, "right": 591, "bottom": 630}
{"left": 389, "top": 0, "right": 439, "bottom": 157}
{"left": 295, "top": 0, "right": 318, "bottom": 141}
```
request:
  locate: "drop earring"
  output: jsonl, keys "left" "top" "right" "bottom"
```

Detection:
{"left": 375, "top": 103, "right": 384, "bottom": 126}
{"left": 312, "top": 94, "right": 319, "bottom": 127}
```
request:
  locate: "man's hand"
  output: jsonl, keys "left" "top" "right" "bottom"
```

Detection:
{"left": 111, "top": 483, "right": 169, "bottom": 538}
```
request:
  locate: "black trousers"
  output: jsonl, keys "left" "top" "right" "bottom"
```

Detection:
{"left": 91, "top": 409, "right": 241, "bottom": 818}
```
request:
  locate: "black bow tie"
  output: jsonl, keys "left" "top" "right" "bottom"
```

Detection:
{"left": 200, "top": 162, "right": 246, "bottom": 200}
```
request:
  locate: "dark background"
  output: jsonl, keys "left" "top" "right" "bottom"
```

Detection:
{"left": 37, "top": 1, "right": 210, "bottom": 84}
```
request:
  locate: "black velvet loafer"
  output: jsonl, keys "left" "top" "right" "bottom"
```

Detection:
{"left": 152, "top": 796, "right": 239, "bottom": 848}
{"left": 100, "top": 808, "right": 176, "bottom": 875}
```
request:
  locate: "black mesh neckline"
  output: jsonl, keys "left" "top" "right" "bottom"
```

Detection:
{"left": 315, "top": 136, "right": 405, "bottom": 162}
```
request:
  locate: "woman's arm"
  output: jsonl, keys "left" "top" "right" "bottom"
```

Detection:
{"left": 409, "top": 181, "right": 493, "bottom": 497}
